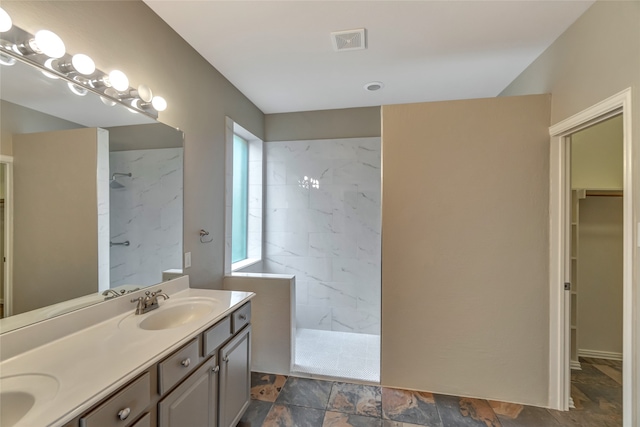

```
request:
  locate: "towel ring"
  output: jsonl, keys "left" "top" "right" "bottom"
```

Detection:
{"left": 199, "top": 229, "right": 213, "bottom": 244}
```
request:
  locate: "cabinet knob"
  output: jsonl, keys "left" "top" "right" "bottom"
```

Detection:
{"left": 118, "top": 407, "right": 131, "bottom": 421}
{"left": 239, "top": 314, "right": 247, "bottom": 320}
{"left": 181, "top": 358, "right": 191, "bottom": 367}
{"left": 223, "top": 356, "right": 229, "bottom": 363}
{"left": 212, "top": 365, "right": 220, "bottom": 373}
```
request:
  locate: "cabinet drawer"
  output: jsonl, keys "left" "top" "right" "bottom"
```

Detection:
{"left": 131, "top": 413, "right": 150, "bottom": 427}
{"left": 158, "top": 338, "right": 201, "bottom": 395}
{"left": 80, "top": 372, "right": 150, "bottom": 427}
{"left": 203, "top": 316, "right": 232, "bottom": 357}
{"left": 231, "top": 302, "right": 251, "bottom": 334}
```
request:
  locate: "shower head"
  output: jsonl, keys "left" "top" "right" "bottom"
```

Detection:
{"left": 110, "top": 172, "right": 131, "bottom": 189}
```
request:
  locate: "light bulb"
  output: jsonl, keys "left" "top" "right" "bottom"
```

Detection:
{"left": 137, "top": 84, "right": 153, "bottom": 102}
{"left": 68, "top": 82, "right": 88, "bottom": 96}
{"left": 0, "top": 53, "right": 15, "bottom": 66}
{"left": 41, "top": 59, "right": 59, "bottom": 79}
{"left": 0, "top": 7, "right": 12, "bottom": 32}
{"left": 100, "top": 87, "right": 118, "bottom": 107}
{"left": 108, "top": 70, "right": 129, "bottom": 91}
{"left": 100, "top": 97, "right": 116, "bottom": 107}
{"left": 44, "top": 58, "right": 55, "bottom": 70}
{"left": 71, "top": 54, "right": 95, "bottom": 75}
{"left": 131, "top": 99, "right": 142, "bottom": 109}
{"left": 33, "top": 30, "right": 65, "bottom": 58}
{"left": 151, "top": 96, "right": 167, "bottom": 112}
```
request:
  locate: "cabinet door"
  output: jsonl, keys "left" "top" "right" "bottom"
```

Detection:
{"left": 218, "top": 325, "right": 251, "bottom": 427}
{"left": 158, "top": 355, "right": 218, "bottom": 427}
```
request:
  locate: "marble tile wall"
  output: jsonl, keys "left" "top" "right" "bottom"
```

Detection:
{"left": 263, "top": 137, "right": 381, "bottom": 334}
{"left": 109, "top": 148, "right": 183, "bottom": 288}
{"left": 247, "top": 139, "right": 263, "bottom": 261}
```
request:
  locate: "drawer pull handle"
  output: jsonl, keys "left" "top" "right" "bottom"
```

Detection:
{"left": 181, "top": 358, "right": 191, "bottom": 368}
{"left": 223, "top": 356, "right": 229, "bottom": 363}
{"left": 239, "top": 314, "right": 247, "bottom": 320}
{"left": 212, "top": 365, "right": 220, "bottom": 373}
{"left": 118, "top": 407, "right": 131, "bottom": 421}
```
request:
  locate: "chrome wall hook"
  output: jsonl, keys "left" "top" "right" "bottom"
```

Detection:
{"left": 199, "top": 229, "right": 213, "bottom": 244}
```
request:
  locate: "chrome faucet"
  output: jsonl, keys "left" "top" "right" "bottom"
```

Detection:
{"left": 131, "top": 290, "right": 170, "bottom": 315}
{"left": 102, "top": 289, "right": 125, "bottom": 300}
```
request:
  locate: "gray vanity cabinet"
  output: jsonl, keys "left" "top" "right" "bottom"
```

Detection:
{"left": 218, "top": 325, "right": 251, "bottom": 427}
{"left": 65, "top": 301, "right": 252, "bottom": 427}
{"left": 158, "top": 355, "right": 218, "bottom": 427}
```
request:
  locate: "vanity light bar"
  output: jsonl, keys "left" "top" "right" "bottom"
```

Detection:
{"left": 0, "top": 8, "right": 167, "bottom": 118}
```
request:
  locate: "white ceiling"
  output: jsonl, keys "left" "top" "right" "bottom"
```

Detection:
{"left": 144, "top": 0, "right": 594, "bottom": 114}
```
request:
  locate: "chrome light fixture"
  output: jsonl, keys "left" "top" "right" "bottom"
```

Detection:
{"left": 0, "top": 52, "right": 15, "bottom": 66}
{"left": 121, "top": 84, "right": 153, "bottom": 102}
{"left": 132, "top": 94, "right": 167, "bottom": 112}
{"left": 91, "top": 69, "right": 129, "bottom": 92}
{"left": 0, "top": 8, "right": 168, "bottom": 118}
{"left": 14, "top": 29, "right": 66, "bottom": 58}
{"left": 68, "top": 82, "right": 88, "bottom": 96}
{"left": 49, "top": 53, "right": 95, "bottom": 75}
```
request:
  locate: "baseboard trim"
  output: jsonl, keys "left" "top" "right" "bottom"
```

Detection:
{"left": 578, "top": 349, "right": 623, "bottom": 361}
{"left": 570, "top": 360, "right": 582, "bottom": 370}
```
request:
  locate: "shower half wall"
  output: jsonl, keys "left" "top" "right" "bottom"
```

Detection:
{"left": 262, "top": 137, "right": 381, "bottom": 336}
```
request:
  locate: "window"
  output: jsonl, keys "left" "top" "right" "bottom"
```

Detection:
{"left": 225, "top": 118, "right": 263, "bottom": 273}
{"left": 231, "top": 134, "right": 249, "bottom": 263}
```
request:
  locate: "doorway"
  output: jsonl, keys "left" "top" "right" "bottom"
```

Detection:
{"left": 568, "top": 115, "right": 624, "bottom": 426}
{"left": 0, "top": 155, "right": 12, "bottom": 318}
{"left": 548, "top": 88, "right": 635, "bottom": 426}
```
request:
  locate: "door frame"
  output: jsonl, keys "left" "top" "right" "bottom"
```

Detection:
{"left": 548, "top": 88, "right": 635, "bottom": 426}
{"left": 0, "top": 154, "right": 13, "bottom": 317}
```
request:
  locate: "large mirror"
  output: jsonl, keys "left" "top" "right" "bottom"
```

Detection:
{"left": 0, "top": 55, "right": 184, "bottom": 333}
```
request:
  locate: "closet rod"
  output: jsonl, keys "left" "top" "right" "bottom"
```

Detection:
{"left": 585, "top": 190, "right": 623, "bottom": 198}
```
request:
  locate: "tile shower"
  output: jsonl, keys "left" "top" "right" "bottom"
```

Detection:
{"left": 109, "top": 148, "right": 183, "bottom": 288}
{"left": 263, "top": 137, "right": 381, "bottom": 381}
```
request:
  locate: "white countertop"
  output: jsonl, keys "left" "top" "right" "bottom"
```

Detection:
{"left": 0, "top": 279, "right": 254, "bottom": 427}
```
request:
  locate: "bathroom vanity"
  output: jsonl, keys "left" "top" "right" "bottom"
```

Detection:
{"left": 0, "top": 276, "right": 254, "bottom": 427}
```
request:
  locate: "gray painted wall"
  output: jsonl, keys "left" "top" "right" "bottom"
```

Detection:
{"left": 265, "top": 107, "right": 381, "bottom": 141}
{"left": 2, "top": 0, "right": 265, "bottom": 289}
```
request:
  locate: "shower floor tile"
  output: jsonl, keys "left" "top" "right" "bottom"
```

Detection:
{"left": 293, "top": 328, "right": 380, "bottom": 383}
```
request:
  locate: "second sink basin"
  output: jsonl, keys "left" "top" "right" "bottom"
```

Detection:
{"left": 0, "top": 374, "right": 59, "bottom": 427}
{"left": 120, "top": 298, "right": 219, "bottom": 331}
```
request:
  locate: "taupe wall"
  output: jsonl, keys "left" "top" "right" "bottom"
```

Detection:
{"left": 381, "top": 95, "right": 551, "bottom": 406}
{"left": 13, "top": 128, "right": 103, "bottom": 314}
{"left": 265, "top": 107, "right": 380, "bottom": 141}
{"left": 2, "top": 1, "right": 264, "bottom": 289}
{"left": 223, "top": 275, "right": 294, "bottom": 375}
{"left": 0, "top": 100, "right": 81, "bottom": 156}
{"left": 571, "top": 115, "right": 623, "bottom": 191}
{"left": 578, "top": 196, "right": 623, "bottom": 356}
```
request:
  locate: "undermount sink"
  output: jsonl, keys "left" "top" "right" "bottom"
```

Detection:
{"left": 120, "top": 298, "right": 218, "bottom": 331}
{"left": 0, "top": 374, "right": 59, "bottom": 427}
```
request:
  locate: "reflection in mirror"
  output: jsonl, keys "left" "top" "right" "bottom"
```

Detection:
{"left": 0, "top": 56, "right": 184, "bottom": 333}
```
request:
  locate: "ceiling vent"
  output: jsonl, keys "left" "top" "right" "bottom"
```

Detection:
{"left": 331, "top": 28, "right": 367, "bottom": 52}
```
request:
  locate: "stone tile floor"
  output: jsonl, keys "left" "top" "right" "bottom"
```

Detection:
{"left": 238, "top": 357, "right": 622, "bottom": 427}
